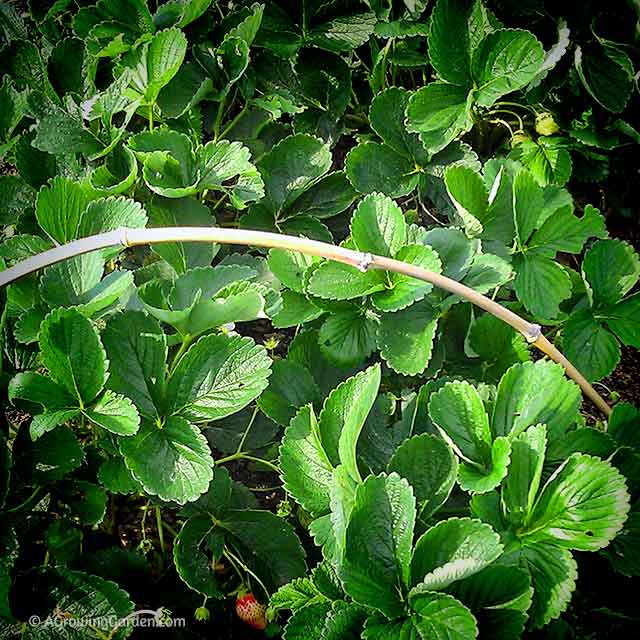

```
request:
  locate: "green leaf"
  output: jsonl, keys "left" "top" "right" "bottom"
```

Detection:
{"left": 428, "top": 381, "right": 491, "bottom": 466}
{"left": 218, "top": 509, "right": 307, "bottom": 591}
{"left": 409, "top": 592, "right": 479, "bottom": 640}
{"left": 471, "top": 29, "right": 544, "bottom": 107}
{"left": 461, "top": 254, "right": 512, "bottom": 295}
{"left": 458, "top": 437, "right": 511, "bottom": 494}
{"left": 444, "top": 164, "right": 489, "bottom": 237}
{"left": 406, "top": 83, "right": 473, "bottom": 156}
{"left": 119, "top": 416, "right": 213, "bottom": 504}
{"left": 575, "top": 42, "right": 634, "bottom": 113}
{"left": 492, "top": 361, "right": 581, "bottom": 441}
{"left": 529, "top": 204, "right": 606, "bottom": 256}
{"left": 372, "top": 245, "right": 442, "bottom": 312}
{"left": 346, "top": 142, "right": 418, "bottom": 198}
{"left": 309, "top": 12, "right": 377, "bottom": 52}
{"left": 166, "top": 334, "right": 271, "bottom": 423}
{"left": 39, "top": 253, "right": 103, "bottom": 309}
{"left": 26, "top": 569, "right": 134, "bottom": 640}
{"left": 321, "top": 601, "right": 367, "bottom": 640}
{"left": 284, "top": 171, "right": 357, "bottom": 219}
{"left": 27, "top": 426, "right": 84, "bottom": 483}
{"left": 174, "top": 513, "right": 223, "bottom": 598}
{"left": 523, "top": 453, "right": 630, "bottom": 551}
{"left": 510, "top": 138, "right": 572, "bottom": 186}
{"left": 449, "top": 565, "right": 533, "bottom": 640}
{"left": 90, "top": 145, "right": 138, "bottom": 195}
{"left": 503, "top": 424, "right": 547, "bottom": 528}
{"left": 307, "top": 262, "right": 385, "bottom": 300}
{"left": 513, "top": 170, "right": 545, "bottom": 247}
{"left": 427, "top": 0, "right": 481, "bottom": 86}
{"left": 387, "top": 434, "right": 458, "bottom": 519}
{"left": 280, "top": 406, "right": 334, "bottom": 517}
{"left": 563, "top": 309, "right": 620, "bottom": 382}
{"left": 318, "top": 365, "right": 381, "bottom": 481}
{"left": 350, "top": 193, "right": 407, "bottom": 257}
{"left": 85, "top": 391, "right": 140, "bottom": 436}
{"left": 39, "top": 309, "right": 108, "bottom": 407}
{"left": 377, "top": 302, "right": 439, "bottom": 375}
{"left": 283, "top": 602, "right": 332, "bottom": 640}
{"left": 318, "top": 310, "right": 378, "bottom": 367}
{"left": 504, "top": 543, "right": 577, "bottom": 628}
{"left": 98, "top": 457, "right": 141, "bottom": 495}
{"left": 35, "top": 176, "right": 95, "bottom": 244}
{"left": 411, "top": 517, "right": 503, "bottom": 594}
{"left": 270, "top": 577, "right": 326, "bottom": 612}
{"left": 582, "top": 239, "right": 640, "bottom": 309}
{"left": 259, "top": 359, "right": 320, "bottom": 427}
{"left": 513, "top": 253, "right": 572, "bottom": 320}
{"left": 148, "top": 197, "right": 216, "bottom": 274}
{"left": 258, "top": 134, "right": 332, "bottom": 215}
{"left": 77, "top": 196, "right": 148, "bottom": 238}
{"left": 102, "top": 311, "right": 167, "bottom": 421}
{"left": 607, "top": 505, "right": 640, "bottom": 577}
{"left": 605, "top": 292, "right": 640, "bottom": 349}
{"left": 423, "top": 227, "right": 479, "bottom": 280}
{"left": 268, "top": 249, "right": 319, "bottom": 294}
{"left": 340, "top": 473, "right": 416, "bottom": 618}
{"left": 123, "top": 28, "right": 187, "bottom": 104}
{"left": 273, "top": 291, "right": 324, "bottom": 328}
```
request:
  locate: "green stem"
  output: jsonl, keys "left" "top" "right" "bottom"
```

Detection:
{"left": 213, "top": 94, "right": 227, "bottom": 141}
{"left": 169, "top": 335, "right": 192, "bottom": 375}
{"left": 148, "top": 105, "right": 154, "bottom": 132}
{"left": 235, "top": 405, "right": 260, "bottom": 455}
{"left": 224, "top": 546, "right": 271, "bottom": 597}
{"left": 215, "top": 453, "right": 280, "bottom": 474}
{"left": 219, "top": 101, "right": 249, "bottom": 140}
{"left": 155, "top": 506, "right": 165, "bottom": 553}
{"left": 4, "top": 486, "right": 42, "bottom": 513}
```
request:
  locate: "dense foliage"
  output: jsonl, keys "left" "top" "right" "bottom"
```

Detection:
{"left": 0, "top": 0, "right": 639, "bottom": 638}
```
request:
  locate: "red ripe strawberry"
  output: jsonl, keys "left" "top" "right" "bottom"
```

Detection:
{"left": 235, "top": 593, "right": 267, "bottom": 631}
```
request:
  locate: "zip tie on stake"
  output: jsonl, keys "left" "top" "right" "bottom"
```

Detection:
{"left": 0, "top": 226, "right": 612, "bottom": 416}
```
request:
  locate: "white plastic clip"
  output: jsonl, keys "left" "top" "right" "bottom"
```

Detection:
{"left": 357, "top": 252, "right": 374, "bottom": 272}
{"left": 524, "top": 323, "right": 542, "bottom": 343}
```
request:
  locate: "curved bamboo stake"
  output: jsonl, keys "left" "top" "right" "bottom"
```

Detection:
{"left": 0, "top": 226, "right": 611, "bottom": 416}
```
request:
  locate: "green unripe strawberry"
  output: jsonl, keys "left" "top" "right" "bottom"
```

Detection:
{"left": 535, "top": 112, "right": 560, "bottom": 136}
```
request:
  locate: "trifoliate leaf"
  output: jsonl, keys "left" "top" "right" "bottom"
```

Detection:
{"left": 492, "top": 361, "right": 581, "bottom": 441}
{"left": 119, "top": 417, "right": 213, "bottom": 504}
{"left": 377, "top": 302, "right": 438, "bottom": 375}
{"left": 340, "top": 473, "right": 416, "bottom": 618}
{"left": 471, "top": 29, "right": 544, "bottom": 107}
{"left": 444, "top": 164, "right": 489, "bottom": 237}
{"left": 272, "top": 291, "right": 324, "bottom": 328}
{"left": 423, "top": 227, "right": 479, "bottom": 280}
{"left": 270, "top": 576, "right": 326, "bottom": 612}
{"left": 387, "top": 434, "right": 458, "bottom": 519}
{"left": 98, "top": 457, "right": 141, "bottom": 495}
{"left": 77, "top": 196, "right": 148, "bottom": 238}
{"left": 510, "top": 138, "right": 572, "bottom": 186}
{"left": 605, "top": 293, "right": 640, "bottom": 349}
{"left": 39, "top": 309, "right": 108, "bottom": 408}
{"left": 166, "top": 333, "right": 271, "bottom": 423}
{"left": 268, "top": 249, "right": 319, "bottom": 294}
{"left": 280, "top": 405, "right": 334, "bottom": 517}
{"left": 308, "top": 12, "right": 377, "bottom": 52}
{"left": 406, "top": 83, "right": 473, "bottom": 156}
{"left": 283, "top": 602, "right": 332, "bottom": 640}
{"left": 523, "top": 453, "right": 630, "bottom": 551}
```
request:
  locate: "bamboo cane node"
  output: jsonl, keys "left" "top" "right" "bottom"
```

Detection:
{"left": 524, "top": 323, "right": 542, "bottom": 343}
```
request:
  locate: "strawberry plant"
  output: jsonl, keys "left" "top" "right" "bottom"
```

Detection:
{"left": 0, "top": 0, "right": 638, "bottom": 639}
